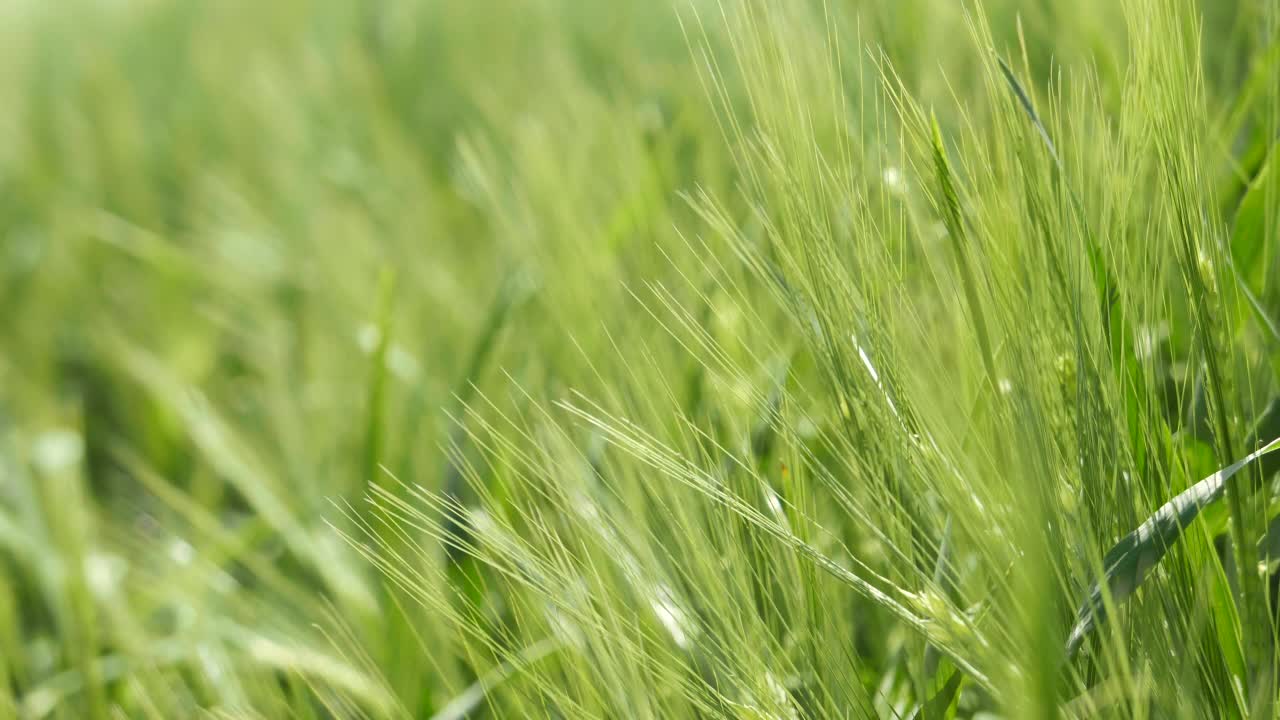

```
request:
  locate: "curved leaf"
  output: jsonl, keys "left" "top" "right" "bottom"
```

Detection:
{"left": 1066, "top": 438, "right": 1280, "bottom": 657}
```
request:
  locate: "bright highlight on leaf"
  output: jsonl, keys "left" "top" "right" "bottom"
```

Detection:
{"left": 1067, "top": 438, "right": 1280, "bottom": 658}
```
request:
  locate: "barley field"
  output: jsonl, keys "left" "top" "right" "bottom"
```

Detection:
{"left": 2, "top": 0, "right": 1279, "bottom": 717}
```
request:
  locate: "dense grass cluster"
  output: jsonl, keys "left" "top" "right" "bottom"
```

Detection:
{"left": 2, "top": 0, "right": 1280, "bottom": 717}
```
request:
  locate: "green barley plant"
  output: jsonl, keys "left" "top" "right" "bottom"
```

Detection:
{"left": 2, "top": 0, "right": 1280, "bottom": 717}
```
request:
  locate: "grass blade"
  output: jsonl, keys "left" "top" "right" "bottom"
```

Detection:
{"left": 1066, "top": 437, "right": 1280, "bottom": 658}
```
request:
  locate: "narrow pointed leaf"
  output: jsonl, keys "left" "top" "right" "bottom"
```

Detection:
{"left": 907, "top": 669, "right": 963, "bottom": 720}
{"left": 1066, "top": 437, "right": 1280, "bottom": 657}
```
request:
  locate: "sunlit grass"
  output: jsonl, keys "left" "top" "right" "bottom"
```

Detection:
{"left": 2, "top": 0, "right": 1279, "bottom": 717}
